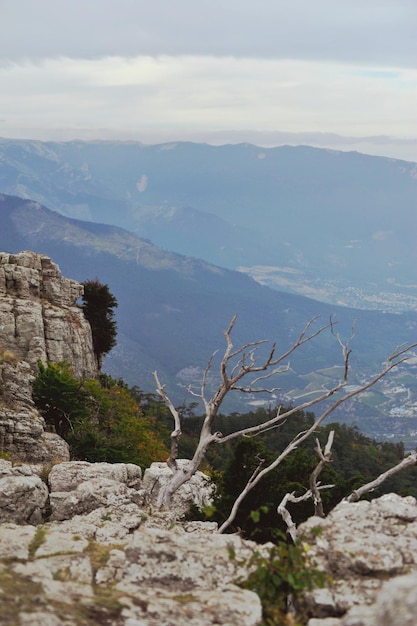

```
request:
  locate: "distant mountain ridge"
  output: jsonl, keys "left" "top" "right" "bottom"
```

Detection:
{"left": 1, "top": 193, "right": 416, "bottom": 443}
{"left": 0, "top": 138, "right": 416, "bottom": 311}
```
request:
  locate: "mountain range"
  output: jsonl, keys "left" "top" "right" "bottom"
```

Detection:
{"left": 1, "top": 138, "right": 416, "bottom": 312}
{"left": 1, "top": 193, "right": 416, "bottom": 443}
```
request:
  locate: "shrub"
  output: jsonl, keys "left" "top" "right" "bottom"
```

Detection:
{"left": 0, "top": 349, "right": 17, "bottom": 364}
{"left": 32, "top": 361, "right": 87, "bottom": 436}
{"left": 68, "top": 378, "right": 168, "bottom": 468}
{"left": 32, "top": 363, "right": 168, "bottom": 468}
{"left": 238, "top": 532, "right": 326, "bottom": 625}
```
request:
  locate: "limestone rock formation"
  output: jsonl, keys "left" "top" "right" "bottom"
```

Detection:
{"left": 0, "top": 250, "right": 97, "bottom": 377}
{"left": 0, "top": 459, "right": 263, "bottom": 626}
{"left": 0, "top": 250, "right": 98, "bottom": 463}
{"left": 48, "top": 461, "right": 143, "bottom": 521}
{"left": 0, "top": 459, "right": 49, "bottom": 524}
{"left": 48, "top": 460, "right": 143, "bottom": 492}
{"left": 2, "top": 455, "right": 417, "bottom": 625}
{"left": 0, "top": 520, "right": 262, "bottom": 626}
{"left": 141, "top": 460, "right": 214, "bottom": 517}
{"left": 301, "top": 493, "right": 417, "bottom": 625}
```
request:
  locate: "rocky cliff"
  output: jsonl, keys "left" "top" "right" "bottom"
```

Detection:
{"left": 0, "top": 250, "right": 98, "bottom": 463}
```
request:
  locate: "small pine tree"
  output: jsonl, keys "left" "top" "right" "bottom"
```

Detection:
{"left": 81, "top": 279, "right": 118, "bottom": 369}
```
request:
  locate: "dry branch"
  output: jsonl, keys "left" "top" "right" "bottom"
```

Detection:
{"left": 277, "top": 488, "right": 332, "bottom": 543}
{"left": 309, "top": 430, "right": 334, "bottom": 517}
{"left": 347, "top": 452, "right": 417, "bottom": 502}
{"left": 153, "top": 371, "right": 182, "bottom": 472}
{"left": 217, "top": 342, "right": 416, "bottom": 533}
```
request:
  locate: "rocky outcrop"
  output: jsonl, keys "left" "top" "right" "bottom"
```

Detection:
{"left": 0, "top": 459, "right": 213, "bottom": 526}
{"left": 0, "top": 459, "right": 49, "bottom": 524}
{"left": 0, "top": 250, "right": 97, "bottom": 377}
{"left": 308, "top": 572, "right": 417, "bottom": 626}
{"left": 48, "top": 461, "right": 143, "bottom": 521}
{"left": 0, "top": 250, "right": 97, "bottom": 463}
{"left": 0, "top": 397, "right": 70, "bottom": 464}
{"left": 0, "top": 520, "right": 262, "bottom": 626}
{"left": 301, "top": 493, "right": 417, "bottom": 625}
{"left": 141, "top": 460, "right": 215, "bottom": 517}
{"left": 3, "top": 456, "right": 417, "bottom": 626}
{"left": 0, "top": 459, "right": 263, "bottom": 626}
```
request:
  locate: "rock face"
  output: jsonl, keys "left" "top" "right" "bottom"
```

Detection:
{"left": 0, "top": 459, "right": 263, "bottom": 626}
{"left": 142, "top": 460, "right": 214, "bottom": 517}
{"left": 0, "top": 250, "right": 97, "bottom": 376}
{"left": 301, "top": 493, "right": 417, "bottom": 625}
{"left": 0, "top": 250, "right": 97, "bottom": 463}
{"left": 0, "top": 459, "right": 49, "bottom": 524}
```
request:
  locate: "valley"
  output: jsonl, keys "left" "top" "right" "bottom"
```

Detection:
{"left": 0, "top": 138, "right": 416, "bottom": 313}
{"left": 237, "top": 265, "right": 417, "bottom": 313}
{"left": 0, "top": 138, "right": 416, "bottom": 447}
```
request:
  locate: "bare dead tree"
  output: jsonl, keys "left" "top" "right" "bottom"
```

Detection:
{"left": 278, "top": 437, "right": 417, "bottom": 541}
{"left": 153, "top": 314, "right": 416, "bottom": 514}
{"left": 153, "top": 380, "right": 182, "bottom": 473}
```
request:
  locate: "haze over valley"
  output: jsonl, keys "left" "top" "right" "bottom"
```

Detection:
{"left": 1, "top": 187, "right": 416, "bottom": 446}
{"left": 1, "top": 138, "right": 416, "bottom": 314}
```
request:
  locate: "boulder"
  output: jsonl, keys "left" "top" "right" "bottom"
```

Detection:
{"left": 49, "top": 477, "right": 143, "bottom": 521}
{"left": 310, "top": 573, "right": 417, "bottom": 626}
{"left": 48, "top": 461, "right": 142, "bottom": 521}
{"left": 0, "top": 459, "right": 49, "bottom": 524}
{"left": 142, "top": 460, "right": 214, "bottom": 517}
{"left": 368, "top": 573, "right": 417, "bottom": 626}
{"left": 302, "top": 493, "right": 417, "bottom": 624}
{"left": 48, "top": 460, "right": 142, "bottom": 492}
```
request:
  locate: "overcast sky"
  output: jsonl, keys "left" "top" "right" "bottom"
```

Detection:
{"left": 1, "top": 0, "right": 416, "bottom": 159}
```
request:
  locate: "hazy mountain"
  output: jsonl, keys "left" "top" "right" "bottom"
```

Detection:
{"left": 1, "top": 194, "right": 416, "bottom": 440}
{"left": 1, "top": 138, "right": 415, "bottom": 311}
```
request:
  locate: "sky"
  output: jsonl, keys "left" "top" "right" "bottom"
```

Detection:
{"left": 0, "top": 0, "right": 416, "bottom": 160}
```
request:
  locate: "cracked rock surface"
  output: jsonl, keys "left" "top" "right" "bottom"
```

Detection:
{"left": 302, "top": 493, "right": 417, "bottom": 625}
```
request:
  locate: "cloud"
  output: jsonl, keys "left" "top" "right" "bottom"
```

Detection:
{"left": 0, "top": 1, "right": 415, "bottom": 159}
{"left": 1, "top": 55, "right": 415, "bottom": 136}
{"left": 0, "top": 55, "right": 416, "bottom": 157}
{"left": 0, "top": 0, "right": 416, "bottom": 67}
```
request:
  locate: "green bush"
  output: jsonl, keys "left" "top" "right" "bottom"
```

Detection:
{"left": 238, "top": 531, "right": 326, "bottom": 625}
{"left": 32, "top": 361, "right": 87, "bottom": 436}
{"left": 32, "top": 363, "right": 168, "bottom": 468}
{"left": 68, "top": 377, "right": 168, "bottom": 468}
